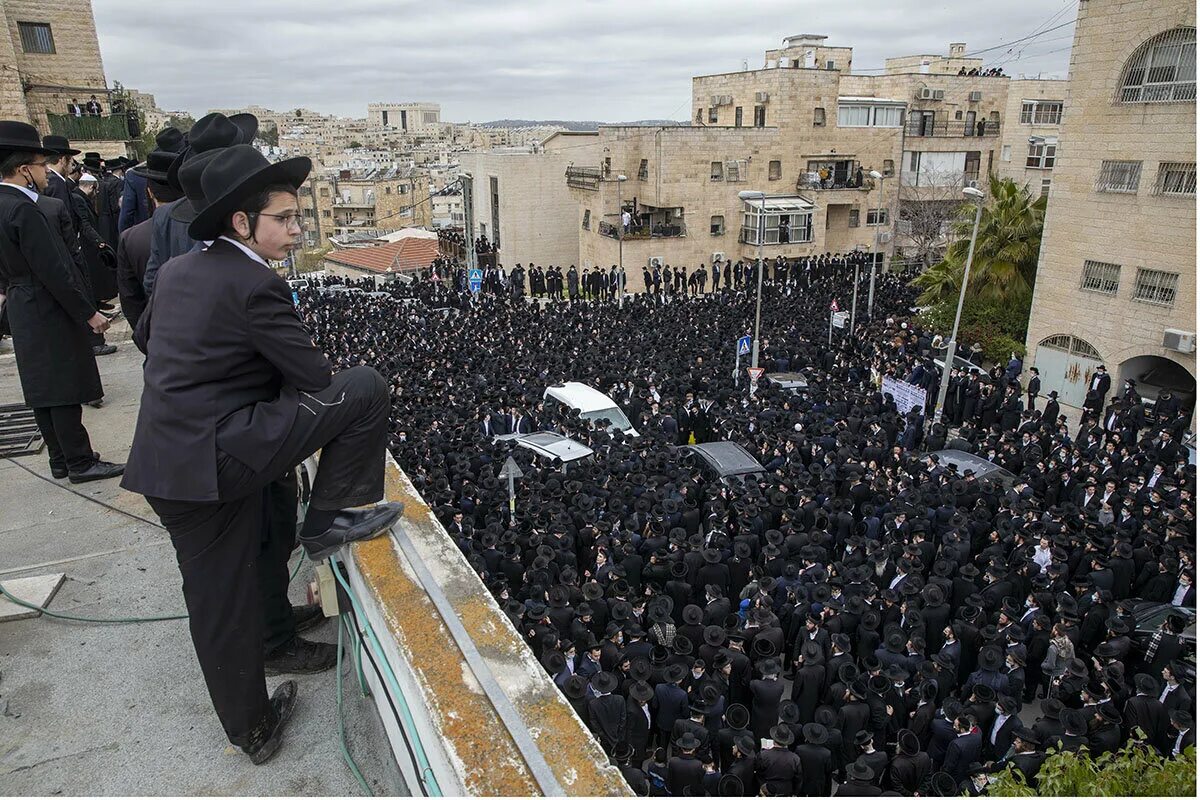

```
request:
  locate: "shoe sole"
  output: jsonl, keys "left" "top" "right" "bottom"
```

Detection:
{"left": 263, "top": 655, "right": 338, "bottom": 677}
{"left": 68, "top": 468, "right": 125, "bottom": 484}
{"left": 249, "top": 680, "right": 298, "bottom": 765}
{"left": 302, "top": 504, "right": 404, "bottom": 561}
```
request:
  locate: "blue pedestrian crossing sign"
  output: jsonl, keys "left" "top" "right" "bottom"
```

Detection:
{"left": 737, "top": 335, "right": 752, "bottom": 356}
{"left": 468, "top": 268, "right": 483, "bottom": 293}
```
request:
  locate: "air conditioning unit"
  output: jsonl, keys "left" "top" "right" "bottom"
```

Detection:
{"left": 966, "top": 179, "right": 980, "bottom": 189}
{"left": 755, "top": 91, "right": 770, "bottom": 103}
{"left": 722, "top": 95, "right": 734, "bottom": 105}
{"left": 969, "top": 91, "right": 983, "bottom": 102}
{"left": 877, "top": 231, "right": 893, "bottom": 243}
{"left": 932, "top": 89, "right": 945, "bottom": 100}
{"left": 648, "top": 256, "right": 664, "bottom": 268}
{"left": 918, "top": 88, "right": 934, "bottom": 100}
{"left": 711, "top": 95, "right": 722, "bottom": 106}
{"left": 1163, "top": 329, "right": 1197, "bottom": 353}
{"left": 712, "top": 252, "right": 726, "bottom": 263}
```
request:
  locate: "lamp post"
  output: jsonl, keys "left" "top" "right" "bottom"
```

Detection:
{"left": 617, "top": 174, "right": 627, "bottom": 308}
{"left": 933, "top": 185, "right": 986, "bottom": 424}
{"left": 867, "top": 169, "right": 885, "bottom": 318}
{"left": 738, "top": 190, "right": 766, "bottom": 369}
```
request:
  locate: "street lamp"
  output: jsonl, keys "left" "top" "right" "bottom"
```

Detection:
{"left": 617, "top": 174, "right": 627, "bottom": 308}
{"left": 867, "top": 169, "right": 885, "bottom": 318}
{"left": 932, "top": 185, "right": 986, "bottom": 425}
{"left": 738, "top": 190, "right": 767, "bottom": 370}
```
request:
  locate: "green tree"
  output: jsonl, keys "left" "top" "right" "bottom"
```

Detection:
{"left": 348, "top": 140, "right": 363, "bottom": 149}
{"left": 259, "top": 123, "right": 279, "bottom": 147}
{"left": 988, "top": 739, "right": 1195, "bottom": 797}
{"left": 912, "top": 173, "right": 1046, "bottom": 307}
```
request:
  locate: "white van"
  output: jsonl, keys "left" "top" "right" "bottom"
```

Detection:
{"left": 543, "top": 382, "right": 640, "bottom": 437}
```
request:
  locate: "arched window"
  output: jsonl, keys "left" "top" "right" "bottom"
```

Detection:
{"left": 1116, "top": 27, "right": 1196, "bottom": 103}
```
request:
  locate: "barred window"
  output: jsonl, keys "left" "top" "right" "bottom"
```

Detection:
{"left": 638, "top": 159, "right": 648, "bottom": 180}
{"left": 1133, "top": 268, "right": 1179, "bottom": 305}
{"left": 849, "top": 208, "right": 860, "bottom": 228}
{"left": 1153, "top": 162, "right": 1196, "bottom": 195}
{"left": 1020, "top": 100, "right": 1063, "bottom": 124}
{"left": 866, "top": 208, "right": 888, "bottom": 226}
{"left": 710, "top": 161, "right": 723, "bottom": 181}
{"left": 1117, "top": 28, "right": 1196, "bottom": 103}
{"left": 725, "top": 159, "right": 747, "bottom": 182}
{"left": 768, "top": 160, "right": 781, "bottom": 181}
{"left": 1095, "top": 160, "right": 1142, "bottom": 193}
{"left": 1080, "top": 260, "right": 1121, "bottom": 294}
{"left": 582, "top": 209, "right": 591, "bottom": 230}
{"left": 710, "top": 215, "right": 725, "bottom": 235}
{"left": 17, "top": 22, "right": 54, "bottom": 54}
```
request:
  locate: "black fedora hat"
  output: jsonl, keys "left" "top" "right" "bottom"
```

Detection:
{"left": 846, "top": 760, "right": 875, "bottom": 783}
{"left": 170, "top": 148, "right": 224, "bottom": 224}
{"left": 41, "top": 134, "right": 80, "bottom": 156}
{"left": 188, "top": 145, "right": 311, "bottom": 240}
{"left": 591, "top": 671, "right": 619, "bottom": 694}
{"left": 228, "top": 113, "right": 259, "bottom": 144}
{"left": 130, "top": 148, "right": 177, "bottom": 182}
{"left": 726, "top": 703, "right": 750, "bottom": 730}
{"left": 629, "top": 680, "right": 653, "bottom": 704}
{"left": 0, "top": 121, "right": 55, "bottom": 155}
{"left": 803, "top": 722, "right": 829, "bottom": 745}
{"left": 770, "top": 724, "right": 794, "bottom": 747}
{"left": 154, "top": 126, "right": 186, "bottom": 153}
{"left": 81, "top": 151, "right": 104, "bottom": 170}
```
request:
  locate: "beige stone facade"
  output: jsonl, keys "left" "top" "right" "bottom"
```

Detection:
{"left": 367, "top": 102, "right": 441, "bottom": 136}
{"left": 1025, "top": 0, "right": 1196, "bottom": 414}
{"left": 302, "top": 167, "right": 431, "bottom": 248}
{"left": 995, "top": 78, "right": 1069, "bottom": 196}
{"left": 0, "top": 0, "right": 127, "bottom": 153}
{"left": 459, "top": 132, "right": 602, "bottom": 271}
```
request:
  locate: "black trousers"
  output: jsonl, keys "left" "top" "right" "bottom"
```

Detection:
{"left": 147, "top": 366, "right": 390, "bottom": 746}
{"left": 33, "top": 404, "right": 94, "bottom": 472}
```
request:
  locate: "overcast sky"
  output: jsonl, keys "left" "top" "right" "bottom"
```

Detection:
{"left": 92, "top": 0, "right": 1077, "bottom": 122}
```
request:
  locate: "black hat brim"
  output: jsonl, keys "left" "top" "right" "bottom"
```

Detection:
{"left": 0, "top": 139, "right": 58, "bottom": 156}
{"left": 188, "top": 156, "right": 311, "bottom": 241}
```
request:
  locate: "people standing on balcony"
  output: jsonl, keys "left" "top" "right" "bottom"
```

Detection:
{"left": 85, "top": 95, "right": 103, "bottom": 116}
{"left": 68, "top": 99, "right": 82, "bottom": 117}
{"left": 0, "top": 120, "right": 122, "bottom": 483}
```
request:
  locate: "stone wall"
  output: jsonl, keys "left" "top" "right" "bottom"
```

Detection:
{"left": 995, "top": 78, "right": 1068, "bottom": 194}
{"left": 1025, "top": 0, "right": 1196, "bottom": 403}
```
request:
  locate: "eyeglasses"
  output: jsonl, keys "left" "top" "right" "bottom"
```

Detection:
{"left": 251, "top": 211, "right": 305, "bottom": 230}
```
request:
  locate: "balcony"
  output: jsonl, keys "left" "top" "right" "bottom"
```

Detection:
{"left": 566, "top": 166, "right": 601, "bottom": 191}
{"left": 598, "top": 220, "right": 687, "bottom": 240}
{"left": 797, "top": 173, "right": 878, "bottom": 191}
{"left": 47, "top": 113, "right": 131, "bottom": 142}
{"left": 904, "top": 119, "right": 1000, "bottom": 138}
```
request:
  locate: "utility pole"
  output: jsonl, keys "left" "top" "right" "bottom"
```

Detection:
{"left": 460, "top": 172, "right": 477, "bottom": 272}
{"left": 933, "top": 187, "right": 986, "bottom": 424}
{"left": 617, "top": 174, "right": 627, "bottom": 309}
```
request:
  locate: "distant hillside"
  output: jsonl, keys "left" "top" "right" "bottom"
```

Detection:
{"left": 479, "top": 119, "right": 687, "bottom": 131}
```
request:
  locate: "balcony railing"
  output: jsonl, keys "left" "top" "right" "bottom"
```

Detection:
{"left": 47, "top": 113, "right": 131, "bottom": 142}
{"left": 598, "top": 221, "right": 687, "bottom": 240}
{"left": 566, "top": 166, "right": 601, "bottom": 191}
{"left": 904, "top": 119, "right": 1000, "bottom": 138}
{"left": 797, "top": 174, "right": 878, "bottom": 191}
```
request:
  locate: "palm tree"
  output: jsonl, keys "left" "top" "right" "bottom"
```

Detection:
{"left": 912, "top": 174, "right": 1046, "bottom": 306}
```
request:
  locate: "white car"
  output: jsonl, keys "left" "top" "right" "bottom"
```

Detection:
{"left": 543, "top": 382, "right": 640, "bottom": 437}
{"left": 493, "top": 432, "right": 595, "bottom": 469}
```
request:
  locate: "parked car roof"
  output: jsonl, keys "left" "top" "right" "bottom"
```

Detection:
{"left": 928, "top": 449, "right": 1015, "bottom": 484}
{"left": 681, "top": 441, "right": 767, "bottom": 478}
{"left": 765, "top": 372, "right": 809, "bottom": 391}
{"left": 493, "top": 432, "right": 595, "bottom": 464}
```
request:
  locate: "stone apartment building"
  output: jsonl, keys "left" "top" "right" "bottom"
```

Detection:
{"left": 367, "top": 102, "right": 441, "bottom": 136}
{"left": 0, "top": 0, "right": 130, "bottom": 156}
{"left": 566, "top": 34, "right": 1064, "bottom": 291}
{"left": 1025, "top": 0, "right": 1196, "bottom": 415}
{"left": 300, "top": 166, "right": 431, "bottom": 248}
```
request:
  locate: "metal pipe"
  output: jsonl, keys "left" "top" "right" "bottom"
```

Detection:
{"left": 933, "top": 191, "right": 986, "bottom": 424}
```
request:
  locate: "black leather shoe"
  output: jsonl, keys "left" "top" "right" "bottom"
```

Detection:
{"left": 92, "top": 344, "right": 117, "bottom": 356}
{"left": 299, "top": 502, "right": 404, "bottom": 560}
{"left": 264, "top": 636, "right": 337, "bottom": 676}
{"left": 242, "top": 680, "right": 297, "bottom": 765}
{"left": 88, "top": 398, "right": 104, "bottom": 408}
{"left": 292, "top": 603, "right": 327, "bottom": 633}
{"left": 51, "top": 451, "right": 101, "bottom": 479}
{"left": 67, "top": 460, "right": 125, "bottom": 484}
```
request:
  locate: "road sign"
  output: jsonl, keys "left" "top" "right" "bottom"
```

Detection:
{"left": 830, "top": 299, "right": 840, "bottom": 312}
{"left": 468, "top": 267, "right": 483, "bottom": 293}
{"left": 499, "top": 456, "right": 524, "bottom": 520}
{"left": 832, "top": 311, "right": 850, "bottom": 329}
{"left": 736, "top": 335, "right": 752, "bottom": 356}
{"left": 747, "top": 367, "right": 765, "bottom": 381}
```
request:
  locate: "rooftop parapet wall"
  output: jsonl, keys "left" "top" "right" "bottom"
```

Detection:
{"left": 341, "top": 454, "right": 631, "bottom": 797}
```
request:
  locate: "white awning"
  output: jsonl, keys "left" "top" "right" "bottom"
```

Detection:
{"left": 837, "top": 96, "right": 906, "bottom": 105}
{"left": 747, "top": 196, "right": 815, "bottom": 213}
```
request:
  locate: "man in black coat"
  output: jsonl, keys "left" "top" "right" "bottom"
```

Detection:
{"left": 667, "top": 733, "right": 705, "bottom": 795}
{"left": 942, "top": 715, "right": 983, "bottom": 784}
{"left": 117, "top": 149, "right": 178, "bottom": 329}
{"left": 890, "top": 729, "right": 931, "bottom": 794}
{"left": 1123, "top": 673, "right": 1166, "bottom": 749}
{"left": 0, "top": 122, "right": 118, "bottom": 482}
{"left": 121, "top": 146, "right": 402, "bottom": 764}
{"left": 796, "top": 722, "right": 834, "bottom": 795}
{"left": 755, "top": 726, "right": 802, "bottom": 795}
{"left": 586, "top": 672, "right": 626, "bottom": 753}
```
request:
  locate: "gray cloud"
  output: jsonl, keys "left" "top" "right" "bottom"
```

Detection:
{"left": 94, "top": 0, "right": 1077, "bottom": 121}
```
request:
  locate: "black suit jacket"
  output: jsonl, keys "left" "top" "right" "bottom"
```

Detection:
{"left": 123, "top": 239, "right": 333, "bottom": 501}
{"left": 35, "top": 194, "right": 87, "bottom": 282}
{"left": 116, "top": 217, "right": 152, "bottom": 329}
{"left": 943, "top": 731, "right": 983, "bottom": 783}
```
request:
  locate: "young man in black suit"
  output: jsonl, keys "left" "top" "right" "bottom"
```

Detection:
{"left": 122, "top": 145, "right": 402, "bottom": 764}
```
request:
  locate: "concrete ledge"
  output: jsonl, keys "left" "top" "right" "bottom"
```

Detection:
{"left": 342, "top": 454, "right": 630, "bottom": 797}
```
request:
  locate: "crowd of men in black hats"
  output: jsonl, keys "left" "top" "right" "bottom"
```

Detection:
{"left": 298, "top": 251, "right": 1196, "bottom": 795}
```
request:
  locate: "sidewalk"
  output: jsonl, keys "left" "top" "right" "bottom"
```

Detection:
{"left": 0, "top": 343, "right": 404, "bottom": 795}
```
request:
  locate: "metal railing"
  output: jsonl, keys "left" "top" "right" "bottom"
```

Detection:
{"left": 797, "top": 174, "right": 877, "bottom": 191}
{"left": 599, "top": 221, "right": 687, "bottom": 240}
{"left": 47, "top": 113, "right": 131, "bottom": 141}
{"left": 565, "top": 166, "right": 601, "bottom": 191}
{"left": 904, "top": 119, "right": 1000, "bottom": 138}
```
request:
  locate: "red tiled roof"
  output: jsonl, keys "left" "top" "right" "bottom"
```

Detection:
{"left": 323, "top": 238, "right": 440, "bottom": 274}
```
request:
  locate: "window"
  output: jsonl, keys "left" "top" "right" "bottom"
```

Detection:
{"left": 734, "top": 106, "right": 743, "bottom": 127}
{"left": 1041, "top": 178, "right": 1052, "bottom": 197}
{"left": 582, "top": 210, "right": 591, "bottom": 230}
{"left": 1095, "top": 160, "right": 1142, "bottom": 193}
{"left": 754, "top": 105, "right": 766, "bottom": 127}
{"left": 697, "top": 108, "right": 704, "bottom": 123}
{"left": 849, "top": 208, "right": 860, "bottom": 228}
{"left": 638, "top": 159, "right": 648, "bottom": 180}
{"left": 837, "top": 104, "right": 903, "bottom": 127}
{"left": 710, "top": 215, "right": 725, "bottom": 235}
{"left": 866, "top": 208, "right": 888, "bottom": 226}
{"left": 882, "top": 159, "right": 894, "bottom": 177}
{"left": 909, "top": 151, "right": 920, "bottom": 171}
{"left": 954, "top": 110, "right": 963, "bottom": 120}
{"left": 1001, "top": 145, "right": 1012, "bottom": 162}
{"left": 725, "top": 159, "right": 747, "bottom": 182}
{"left": 742, "top": 204, "right": 814, "bottom": 244}
{"left": 17, "top": 22, "right": 54, "bottom": 54}
{"left": 320, "top": 187, "right": 330, "bottom": 197}
{"left": 1133, "top": 268, "right": 1179, "bottom": 305}
{"left": 603, "top": 157, "right": 611, "bottom": 177}
{"left": 709, "top": 107, "right": 718, "bottom": 123}
{"left": 322, "top": 209, "right": 331, "bottom": 218}
{"left": 813, "top": 107, "right": 826, "bottom": 126}
{"left": 1080, "top": 260, "right": 1121, "bottom": 294}
{"left": 1026, "top": 142, "right": 1056, "bottom": 168}
{"left": 826, "top": 59, "right": 835, "bottom": 70}
{"left": 1019, "top": 100, "right": 1064, "bottom": 124}
{"left": 1153, "top": 161, "right": 1196, "bottom": 195}
{"left": 385, "top": 186, "right": 392, "bottom": 194}
{"left": 768, "top": 160, "right": 781, "bottom": 181}
{"left": 1117, "top": 27, "right": 1196, "bottom": 103}
{"left": 710, "top": 161, "right": 724, "bottom": 181}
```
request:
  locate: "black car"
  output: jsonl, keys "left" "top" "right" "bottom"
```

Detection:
{"left": 1129, "top": 600, "right": 1197, "bottom": 693}
{"left": 926, "top": 448, "right": 1017, "bottom": 490}
{"left": 678, "top": 441, "right": 767, "bottom": 485}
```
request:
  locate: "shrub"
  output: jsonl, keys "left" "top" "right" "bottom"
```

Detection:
{"left": 988, "top": 740, "right": 1196, "bottom": 797}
